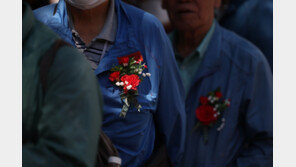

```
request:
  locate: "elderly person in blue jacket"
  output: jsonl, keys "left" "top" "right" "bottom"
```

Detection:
{"left": 219, "top": 0, "right": 273, "bottom": 71}
{"left": 34, "top": 0, "right": 186, "bottom": 166}
{"left": 163, "top": 0, "right": 273, "bottom": 166}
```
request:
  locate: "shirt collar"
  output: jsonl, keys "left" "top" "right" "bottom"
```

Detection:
{"left": 169, "top": 20, "right": 216, "bottom": 60}
{"left": 67, "top": 0, "right": 117, "bottom": 43}
{"left": 196, "top": 20, "right": 216, "bottom": 58}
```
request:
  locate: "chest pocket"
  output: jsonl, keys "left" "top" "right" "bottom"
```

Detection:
{"left": 98, "top": 63, "right": 155, "bottom": 155}
{"left": 96, "top": 49, "right": 155, "bottom": 116}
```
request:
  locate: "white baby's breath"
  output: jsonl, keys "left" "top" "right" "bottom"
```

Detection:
{"left": 127, "top": 85, "right": 132, "bottom": 90}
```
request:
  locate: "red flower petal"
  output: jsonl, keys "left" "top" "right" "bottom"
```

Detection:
{"left": 127, "top": 51, "right": 143, "bottom": 63}
{"left": 117, "top": 56, "right": 129, "bottom": 65}
{"left": 109, "top": 71, "right": 120, "bottom": 82}
{"left": 199, "top": 96, "right": 208, "bottom": 105}
{"left": 120, "top": 74, "right": 141, "bottom": 92}
{"left": 215, "top": 91, "right": 222, "bottom": 98}
{"left": 195, "top": 105, "right": 217, "bottom": 125}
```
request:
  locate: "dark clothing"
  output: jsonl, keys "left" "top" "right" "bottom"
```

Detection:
{"left": 34, "top": 0, "right": 186, "bottom": 166}
{"left": 219, "top": 0, "right": 273, "bottom": 71}
{"left": 177, "top": 23, "right": 273, "bottom": 167}
{"left": 27, "top": 0, "right": 49, "bottom": 10}
{"left": 22, "top": 3, "right": 103, "bottom": 167}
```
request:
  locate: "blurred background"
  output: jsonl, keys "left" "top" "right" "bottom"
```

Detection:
{"left": 26, "top": 0, "right": 58, "bottom": 9}
{"left": 27, "top": 0, "right": 272, "bottom": 70}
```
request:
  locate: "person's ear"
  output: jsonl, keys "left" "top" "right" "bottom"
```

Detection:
{"left": 214, "top": 0, "right": 222, "bottom": 8}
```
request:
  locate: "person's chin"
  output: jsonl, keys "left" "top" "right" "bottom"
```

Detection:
{"left": 173, "top": 20, "right": 200, "bottom": 31}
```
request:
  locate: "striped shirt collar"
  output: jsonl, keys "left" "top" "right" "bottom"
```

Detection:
{"left": 67, "top": 0, "right": 117, "bottom": 43}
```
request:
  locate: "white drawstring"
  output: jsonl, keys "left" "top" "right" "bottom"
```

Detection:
{"left": 108, "top": 156, "right": 122, "bottom": 165}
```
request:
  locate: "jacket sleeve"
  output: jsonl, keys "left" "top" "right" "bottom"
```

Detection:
{"left": 22, "top": 46, "right": 103, "bottom": 167}
{"left": 140, "top": 13, "right": 186, "bottom": 166}
{"left": 155, "top": 36, "right": 186, "bottom": 166}
{"left": 230, "top": 55, "right": 273, "bottom": 167}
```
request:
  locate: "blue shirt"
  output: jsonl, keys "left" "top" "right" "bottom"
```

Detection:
{"left": 34, "top": 1, "right": 186, "bottom": 167}
{"left": 169, "top": 21, "right": 216, "bottom": 95}
{"left": 219, "top": 0, "right": 273, "bottom": 71}
{"left": 178, "top": 22, "right": 273, "bottom": 167}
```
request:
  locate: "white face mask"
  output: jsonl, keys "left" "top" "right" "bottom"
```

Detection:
{"left": 65, "top": 0, "right": 107, "bottom": 10}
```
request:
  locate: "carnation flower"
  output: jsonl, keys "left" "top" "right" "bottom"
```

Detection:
{"left": 128, "top": 51, "right": 143, "bottom": 63}
{"left": 134, "top": 54, "right": 143, "bottom": 63}
{"left": 199, "top": 96, "right": 208, "bottom": 105}
{"left": 195, "top": 105, "right": 217, "bottom": 126}
{"left": 117, "top": 56, "right": 129, "bottom": 66}
{"left": 215, "top": 91, "right": 222, "bottom": 98}
{"left": 109, "top": 71, "right": 120, "bottom": 82}
{"left": 109, "top": 51, "right": 149, "bottom": 118}
{"left": 121, "top": 74, "right": 141, "bottom": 93}
{"left": 194, "top": 87, "right": 230, "bottom": 144}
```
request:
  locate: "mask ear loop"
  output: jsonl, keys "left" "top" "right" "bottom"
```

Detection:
{"left": 100, "top": 41, "right": 109, "bottom": 61}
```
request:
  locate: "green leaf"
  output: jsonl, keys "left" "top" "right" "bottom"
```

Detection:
{"left": 203, "top": 127, "right": 209, "bottom": 144}
{"left": 137, "top": 104, "right": 142, "bottom": 112}
{"left": 120, "top": 93, "right": 128, "bottom": 100}
{"left": 123, "top": 104, "right": 129, "bottom": 112}
{"left": 133, "top": 91, "right": 139, "bottom": 96}
{"left": 193, "top": 122, "right": 201, "bottom": 131}
{"left": 209, "top": 92, "right": 215, "bottom": 96}
{"left": 120, "top": 103, "right": 129, "bottom": 118}
{"left": 122, "top": 97, "right": 129, "bottom": 107}
{"left": 215, "top": 87, "right": 221, "bottom": 92}
{"left": 190, "top": 122, "right": 201, "bottom": 135}
{"left": 119, "top": 110, "right": 127, "bottom": 118}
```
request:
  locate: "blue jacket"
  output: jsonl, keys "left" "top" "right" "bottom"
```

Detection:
{"left": 219, "top": 0, "right": 273, "bottom": 71}
{"left": 34, "top": 0, "right": 186, "bottom": 166}
{"left": 179, "top": 23, "right": 273, "bottom": 167}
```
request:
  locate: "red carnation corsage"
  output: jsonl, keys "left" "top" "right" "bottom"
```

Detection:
{"left": 109, "top": 51, "right": 151, "bottom": 118}
{"left": 193, "top": 88, "right": 231, "bottom": 144}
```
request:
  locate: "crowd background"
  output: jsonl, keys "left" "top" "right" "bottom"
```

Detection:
{"left": 28, "top": 0, "right": 272, "bottom": 70}
{"left": 5, "top": 0, "right": 296, "bottom": 166}
{"left": 124, "top": 0, "right": 273, "bottom": 71}
{"left": 22, "top": 0, "right": 273, "bottom": 167}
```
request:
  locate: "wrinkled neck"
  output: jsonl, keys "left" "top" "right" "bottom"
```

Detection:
{"left": 176, "top": 20, "right": 213, "bottom": 58}
{"left": 67, "top": 1, "right": 109, "bottom": 27}
{"left": 66, "top": 1, "right": 110, "bottom": 44}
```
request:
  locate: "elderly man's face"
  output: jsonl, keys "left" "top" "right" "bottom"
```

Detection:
{"left": 163, "top": 0, "right": 221, "bottom": 31}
